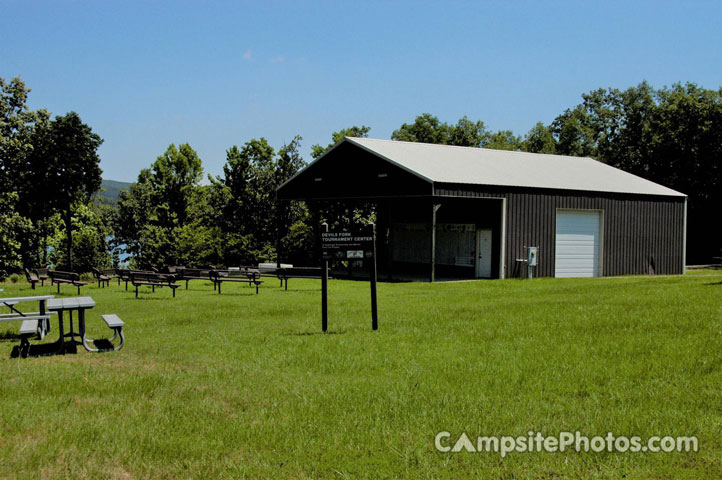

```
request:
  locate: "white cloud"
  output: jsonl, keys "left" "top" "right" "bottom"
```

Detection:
{"left": 242, "top": 49, "right": 252, "bottom": 61}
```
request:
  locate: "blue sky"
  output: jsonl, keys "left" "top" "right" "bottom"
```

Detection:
{"left": 2, "top": 0, "right": 720, "bottom": 182}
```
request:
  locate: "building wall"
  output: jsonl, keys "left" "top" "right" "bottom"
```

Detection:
{"left": 434, "top": 183, "right": 686, "bottom": 277}
{"left": 382, "top": 197, "right": 503, "bottom": 279}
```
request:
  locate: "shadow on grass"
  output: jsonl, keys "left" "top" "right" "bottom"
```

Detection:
{"left": 703, "top": 281, "right": 722, "bottom": 286}
{"left": 285, "top": 330, "right": 346, "bottom": 336}
{"left": 126, "top": 297, "right": 177, "bottom": 301}
{"left": 275, "top": 289, "right": 323, "bottom": 293}
{"left": 10, "top": 341, "right": 78, "bottom": 358}
{"left": 90, "top": 338, "right": 115, "bottom": 351}
{"left": 0, "top": 331, "right": 20, "bottom": 341}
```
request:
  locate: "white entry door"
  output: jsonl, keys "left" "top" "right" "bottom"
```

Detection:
{"left": 476, "top": 229, "right": 492, "bottom": 278}
{"left": 555, "top": 210, "right": 602, "bottom": 277}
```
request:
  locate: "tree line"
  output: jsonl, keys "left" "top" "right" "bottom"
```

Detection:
{"left": 389, "top": 82, "right": 721, "bottom": 263}
{"left": 1, "top": 77, "right": 719, "bottom": 278}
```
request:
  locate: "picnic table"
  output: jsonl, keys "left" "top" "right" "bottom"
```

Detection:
{"left": 275, "top": 267, "right": 325, "bottom": 291}
{"left": 210, "top": 268, "right": 263, "bottom": 294}
{"left": 175, "top": 268, "right": 215, "bottom": 290}
{"left": 255, "top": 265, "right": 325, "bottom": 290}
{"left": 1, "top": 295, "right": 55, "bottom": 356}
{"left": 47, "top": 297, "right": 96, "bottom": 354}
{"left": 117, "top": 269, "right": 159, "bottom": 290}
{"left": 43, "top": 296, "right": 125, "bottom": 353}
{"left": 48, "top": 270, "right": 88, "bottom": 295}
{"left": 130, "top": 272, "right": 179, "bottom": 298}
{"left": 92, "top": 268, "right": 112, "bottom": 288}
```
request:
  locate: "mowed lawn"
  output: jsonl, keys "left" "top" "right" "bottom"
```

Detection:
{"left": 1, "top": 273, "right": 721, "bottom": 479}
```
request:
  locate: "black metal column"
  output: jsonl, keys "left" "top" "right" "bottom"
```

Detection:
{"left": 430, "top": 202, "right": 441, "bottom": 282}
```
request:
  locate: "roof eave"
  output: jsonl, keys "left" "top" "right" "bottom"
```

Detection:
{"left": 345, "top": 137, "right": 434, "bottom": 184}
{"left": 431, "top": 180, "right": 686, "bottom": 198}
{"left": 276, "top": 137, "right": 348, "bottom": 192}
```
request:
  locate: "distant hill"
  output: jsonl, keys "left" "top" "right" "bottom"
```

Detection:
{"left": 97, "top": 179, "right": 132, "bottom": 205}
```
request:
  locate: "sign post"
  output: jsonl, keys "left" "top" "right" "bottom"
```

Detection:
{"left": 320, "top": 223, "right": 379, "bottom": 332}
{"left": 321, "top": 223, "right": 329, "bottom": 332}
{"left": 369, "top": 223, "right": 378, "bottom": 330}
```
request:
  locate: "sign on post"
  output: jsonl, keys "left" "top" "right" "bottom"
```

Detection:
{"left": 321, "top": 231, "right": 375, "bottom": 261}
{"left": 320, "top": 224, "right": 378, "bottom": 332}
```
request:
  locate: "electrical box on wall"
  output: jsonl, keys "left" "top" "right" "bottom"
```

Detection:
{"left": 527, "top": 247, "right": 538, "bottom": 267}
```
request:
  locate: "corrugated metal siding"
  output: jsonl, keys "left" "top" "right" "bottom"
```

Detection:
{"left": 434, "top": 183, "right": 685, "bottom": 277}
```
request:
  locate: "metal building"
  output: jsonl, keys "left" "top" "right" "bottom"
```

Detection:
{"left": 277, "top": 137, "right": 686, "bottom": 281}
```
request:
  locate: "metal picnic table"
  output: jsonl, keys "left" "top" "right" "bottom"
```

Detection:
{"left": 1, "top": 295, "right": 55, "bottom": 356}
{"left": 47, "top": 296, "right": 97, "bottom": 353}
{"left": 1, "top": 294, "right": 55, "bottom": 332}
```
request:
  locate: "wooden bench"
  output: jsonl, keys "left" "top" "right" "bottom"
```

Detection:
{"left": 24, "top": 268, "right": 41, "bottom": 289}
{"left": 48, "top": 270, "right": 88, "bottom": 295}
{"left": 35, "top": 268, "right": 50, "bottom": 285}
{"left": 130, "top": 272, "right": 179, "bottom": 298}
{"left": 176, "top": 268, "right": 215, "bottom": 289}
{"left": 210, "top": 269, "right": 263, "bottom": 294}
{"left": 117, "top": 269, "right": 132, "bottom": 288}
{"left": 116, "top": 269, "right": 154, "bottom": 289}
{"left": 101, "top": 268, "right": 119, "bottom": 282}
{"left": 92, "top": 268, "right": 111, "bottom": 288}
{"left": 276, "top": 267, "right": 325, "bottom": 291}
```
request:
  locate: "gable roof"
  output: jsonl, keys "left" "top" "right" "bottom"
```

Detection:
{"left": 324, "top": 137, "right": 683, "bottom": 197}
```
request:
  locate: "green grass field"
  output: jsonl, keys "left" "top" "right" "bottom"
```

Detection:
{"left": 1, "top": 273, "right": 721, "bottom": 479}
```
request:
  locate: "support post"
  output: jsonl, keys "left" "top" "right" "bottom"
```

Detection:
{"left": 39, "top": 299, "right": 47, "bottom": 337}
{"left": 321, "top": 222, "right": 329, "bottom": 332}
{"left": 369, "top": 223, "right": 378, "bottom": 330}
{"left": 384, "top": 200, "right": 393, "bottom": 281}
{"left": 430, "top": 203, "right": 441, "bottom": 283}
{"left": 276, "top": 196, "right": 283, "bottom": 269}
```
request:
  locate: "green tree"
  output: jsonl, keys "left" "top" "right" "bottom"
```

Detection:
{"left": 0, "top": 192, "right": 32, "bottom": 279}
{"left": 114, "top": 143, "right": 203, "bottom": 268}
{"left": 311, "top": 125, "right": 371, "bottom": 159}
{"left": 150, "top": 143, "right": 203, "bottom": 228}
{"left": 0, "top": 77, "right": 40, "bottom": 192}
{"left": 114, "top": 169, "right": 155, "bottom": 264}
{"left": 392, "top": 113, "right": 450, "bottom": 144}
{"left": 48, "top": 203, "right": 110, "bottom": 272}
{"left": 392, "top": 114, "right": 497, "bottom": 147}
{"left": 448, "top": 116, "right": 489, "bottom": 147}
{"left": 551, "top": 105, "right": 598, "bottom": 157}
{"left": 0, "top": 77, "right": 46, "bottom": 270}
{"left": 522, "top": 122, "right": 557, "bottom": 154}
{"left": 211, "top": 138, "right": 275, "bottom": 245}
{"left": 275, "top": 136, "right": 312, "bottom": 264}
{"left": 485, "top": 130, "right": 522, "bottom": 151}
{"left": 26, "top": 112, "right": 103, "bottom": 270}
{"left": 549, "top": 81, "right": 722, "bottom": 261}
{"left": 244, "top": 138, "right": 277, "bottom": 246}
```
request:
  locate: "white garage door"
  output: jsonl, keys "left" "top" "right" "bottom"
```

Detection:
{"left": 555, "top": 210, "right": 602, "bottom": 278}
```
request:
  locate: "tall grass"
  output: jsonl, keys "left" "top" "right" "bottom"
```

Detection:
{"left": 1, "top": 273, "right": 721, "bottom": 478}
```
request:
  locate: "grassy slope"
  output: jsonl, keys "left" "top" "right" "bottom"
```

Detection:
{"left": 0, "top": 274, "right": 721, "bottom": 479}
